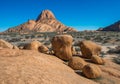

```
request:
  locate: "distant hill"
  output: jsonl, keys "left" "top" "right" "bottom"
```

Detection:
{"left": 97, "top": 20, "right": 120, "bottom": 31}
{"left": 5, "top": 10, "right": 77, "bottom": 33}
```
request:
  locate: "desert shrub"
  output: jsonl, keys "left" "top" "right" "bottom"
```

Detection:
{"left": 113, "top": 56, "right": 120, "bottom": 64}
{"left": 31, "top": 35, "right": 35, "bottom": 38}
{"left": 94, "top": 35, "right": 103, "bottom": 42}
{"left": 84, "top": 36, "right": 91, "bottom": 40}
{"left": 8, "top": 38, "right": 21, "bottom": 42}
{"left": 107, "top": 46, "right": 120, "bottom": 54}
{"left": 25, "top": 35, "right": 30, "bottom": 39}
{"left": 44, "top": 41, "right": 51, "bottom": 46}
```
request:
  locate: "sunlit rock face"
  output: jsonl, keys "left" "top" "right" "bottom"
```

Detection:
{"left": 5, "top": 10, "right": 77, "bottom": 33}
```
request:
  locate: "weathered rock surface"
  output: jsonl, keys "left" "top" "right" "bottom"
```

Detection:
{"left": 68, "top": 57, "right": 87, "bottom": 70}
{"left": 38, "top": 45, "right": 49, "bottom": 53}
{"left": 51, "top": 35, "right": 73, "bottom": 60}
{"left": 83, "top": 64, "right": 102, "bottom": 78}
{"left": 91, "top": 55, "right": 105, "bottom": 65}
{"left": 0, "top": 39, "right": 13, "bottom": 49}
{"left": 5, "top": 10, "right": 77, "bottom": 33}
{"left": 78, "top": 40, "right": 101, "bottom": 59}
{"left": 23, "top": 40, "right": 42, "bottom": 51}
{"left": 23, "top": 40, "right": 49, "bottom": 54}
{"left": 0, "top": 49, "right": 97, "bottom": 84}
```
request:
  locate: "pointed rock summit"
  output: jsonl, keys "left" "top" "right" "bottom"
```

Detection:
{"left": 36, "top": 10, "right": 56, "bottom": 21}
{"left": 5, "top": 10, "right": 76, "bottom": 33}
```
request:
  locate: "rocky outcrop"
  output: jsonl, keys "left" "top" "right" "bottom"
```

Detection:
{"left": 5, "top": 10, "right": 77, "bottom": 33}
{"left": 36, "top": 10, "right": 56, "bottom": 21}
{"left": 51, "top": 35, "right": 73, "bottom": 60}
{"left": 0, "top": 49, "right": 97, "bottom": 84}
{"left": 97, "top": 20, "right": 120, "bottom": 31}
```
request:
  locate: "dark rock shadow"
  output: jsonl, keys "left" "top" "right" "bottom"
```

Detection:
{"left": 75, "top": 70, "right": 86, "bottom": 78}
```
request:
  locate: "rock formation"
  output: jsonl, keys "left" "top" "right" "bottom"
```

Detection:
{"left": 68, "top": 57, "right": 87, "bottom": 70}
{"left": 82, "top": 64, "right": 102, "bottom": 78}
{"left": 97, "top": 20, "right": 120, "bottom": 31}
{"left": 78, "top": 40, "right": 101, "bottom": 59}
{"left": 23, "top": 40, "right": 49, "bottom": 54}
{"left": 24, "top": 40, "right": 42, "bottom": 51}
{"left": 0, "top": 49, "right": 97, "bottom": 84}
{"left": 5, "top": 10, "right": 77, "bottom": 33}
{"left": 51, "top": 35, "right": 73, "bottom": 60}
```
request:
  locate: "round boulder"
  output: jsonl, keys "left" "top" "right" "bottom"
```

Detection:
{"left": 38, "top": 45, "right": 49, "bottom": 54}
{"left": 24, "top": 40, "right": 42, "bottom": 51}
{"left": 91, "top": 55, "right": 105, "bottom": 65}
{"left": 68, "top": 57, "right": 87, "bottom": 70}
{"left": 78, "top": 40, "right": 101, "bottom": 59}
{"left": 82, "top": 64, "right": 102, "bottom": 78}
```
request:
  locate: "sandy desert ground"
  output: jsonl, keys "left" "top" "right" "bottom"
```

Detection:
{"left": 0, "top": 32, "right": 120, "bottom": 84}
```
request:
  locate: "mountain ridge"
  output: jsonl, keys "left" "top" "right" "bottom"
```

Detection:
{"left": 97, "top": 20, "right": 120, "bottom": 31}
{"left": 5, "top": 10, "right": 77, "bottom": 33}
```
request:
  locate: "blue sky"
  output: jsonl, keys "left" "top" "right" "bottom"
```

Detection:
{"left": 0, "top": 0, "right": 120, "bottom": 31}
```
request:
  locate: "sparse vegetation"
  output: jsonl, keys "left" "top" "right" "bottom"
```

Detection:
{"left": 114, "top": 56, "right": 120, "bottom": 64}
{"left": 107, "top": 46, "right": 120, "bottom": 54}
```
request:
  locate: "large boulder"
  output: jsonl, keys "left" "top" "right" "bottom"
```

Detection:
{"left": 82, "top": 64, "right": 102, "bottom": 78}
{"left": 24, "top": 40, "right": 42, "bottom": 51}
{"left": 0, "top": 39, "right": 13, "bottom": 49}
{"left": 68, "top": 57, "right": 87, "bottom": 70}
{"left": 91, "top": 55, "right": 105, "bottom": 65}
{"left": 23, "top": 40, "right": 49, "bottom": 54}
{"left": 78, "top": 40, "right": 101, "bottom": 59}
{"left": 51, "top": 35, "right": 73, "bottom": 60}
